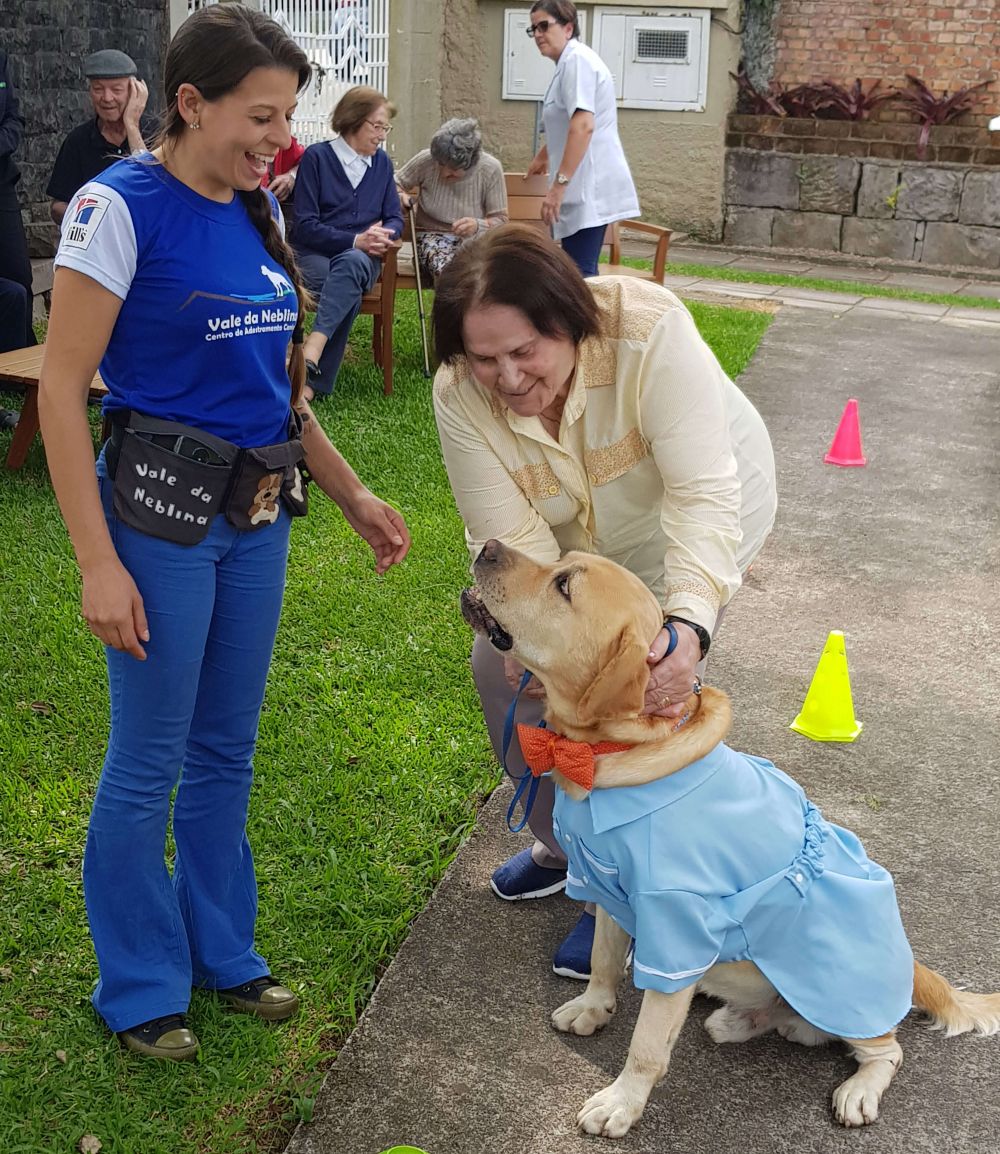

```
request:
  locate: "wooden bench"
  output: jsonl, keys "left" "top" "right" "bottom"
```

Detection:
{"left": 0, "top": 344, "right": 106, "bottom": 470}
{"left": 396, "top": 174, "right": 672, "bottom": 288}
{"left": 504, "top": 172, "right": 673, "bottom": 283}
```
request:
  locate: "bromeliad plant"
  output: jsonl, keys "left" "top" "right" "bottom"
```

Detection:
{"left": 895, "top": 74, "right": 991, "bottom": 158}
{"left": 811, "top": 78, "right": 897, "bottom": 121}
{"left": 732, "top": 62, "right": 992, "bottom": 152}
{"left": 731, "top": 64, "right": 787, "bottom": 117}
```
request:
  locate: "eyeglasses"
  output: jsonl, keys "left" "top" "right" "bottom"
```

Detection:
{"left": 365, "top": 120, "right": 393, "bottom": 135}
{"left": 526, "top": 18, "right": 564, "bottom": 36}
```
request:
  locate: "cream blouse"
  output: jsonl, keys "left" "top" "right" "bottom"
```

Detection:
{"left": 433, "top": 277, "right": 777, "bottom": 632}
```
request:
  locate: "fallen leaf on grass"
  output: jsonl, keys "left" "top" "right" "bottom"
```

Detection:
{"left": 79, "top": 1137, "right": 102, "bottom": 1154}
{"left": 29, "top": 701, "right": 56, "bottom": 716}
{"left": 55, "top": 1049, "right": 67, "bottom": 1063}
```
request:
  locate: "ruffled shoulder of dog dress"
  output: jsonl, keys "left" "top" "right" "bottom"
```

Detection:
{"left": 553, "top": 743, "right": 914, "bottom": 1039}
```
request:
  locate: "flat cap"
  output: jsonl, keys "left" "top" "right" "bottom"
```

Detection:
{"left": 84, "top": 49, "right": 137, "bottom": 79}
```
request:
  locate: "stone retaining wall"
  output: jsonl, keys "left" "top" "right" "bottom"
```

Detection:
{"left": 724, "top": 147, "right": 1000, "bottom": 269}
{"left": 1, "top": 2, "right": 169, "bottom": 259}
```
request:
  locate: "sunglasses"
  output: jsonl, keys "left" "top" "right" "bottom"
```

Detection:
{"left": 526, "top": 18, "right": 565, "bottom": 36}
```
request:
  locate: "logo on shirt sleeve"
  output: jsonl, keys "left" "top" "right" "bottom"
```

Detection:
{"left": 64, "top": 193, "right": 112, "bottom": 248}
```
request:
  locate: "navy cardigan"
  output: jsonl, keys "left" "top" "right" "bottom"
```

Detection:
{"left": 291, "top": 141, "right": 403, "bottom": 258}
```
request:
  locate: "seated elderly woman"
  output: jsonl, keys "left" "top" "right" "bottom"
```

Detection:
{"left": 431, "top": 224, "right": 777, "bottom": 980}
{"left": 293, "top": 86, "right": 403, "bottom": 400}
{"left": 395, "top": 118, "right": 508, "bottom": 281}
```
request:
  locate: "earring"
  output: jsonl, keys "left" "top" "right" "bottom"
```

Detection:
{"left": 190, "top": 121, "right": 200, "bottom": 130}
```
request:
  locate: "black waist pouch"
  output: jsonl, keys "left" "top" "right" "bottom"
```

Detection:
{"left": 109, "top": 413, "right": 238, "bottom": 545}
{"left": 224, "top": 409, "right": 309, "bottom": 530}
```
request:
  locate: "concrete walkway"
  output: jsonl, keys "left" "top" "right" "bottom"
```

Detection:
{"left": 285, "top": 285, "right": 1000, "bottom": 1153}
{"left": 633, "top": 239, "right": 1000, "bottom": 327}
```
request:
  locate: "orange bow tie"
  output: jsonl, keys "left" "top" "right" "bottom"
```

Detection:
{"left": 517, "top": 724, "right": 632, "bottom": 792}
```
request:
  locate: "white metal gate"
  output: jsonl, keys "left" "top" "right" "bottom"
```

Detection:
{"left": 186, "top": 0, "right": 389, "bottom": 144}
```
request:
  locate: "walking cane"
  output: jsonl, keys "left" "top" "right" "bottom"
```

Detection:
{"left": 407, "top": 200, "right": 432, "bottom": 379}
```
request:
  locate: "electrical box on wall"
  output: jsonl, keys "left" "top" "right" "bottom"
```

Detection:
{"left": 593, "top": 8, "right": 710, "bottom": 111}
{"left": 502, "top": 8, "right": 589, "bottom": 102}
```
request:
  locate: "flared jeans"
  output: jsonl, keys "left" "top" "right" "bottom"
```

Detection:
{"left": 86, "top": 467, "right": 290, "bottom": 1032}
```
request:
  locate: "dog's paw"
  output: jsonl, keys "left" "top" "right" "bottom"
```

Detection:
{"left": 577, "top": 1081, "right": 645, "bottom": 1138}
{"left": 832, "top": 1076, "right": 882, "bottom": 1127}
{"left": 552, "top": 992, "right": 615, "bottom": 1036}
{"left": 776, "top": 1015, "right": 832, "bottom": 1047}
{"left": 704, "top": 1004, "right": 773, "bottom": 1044}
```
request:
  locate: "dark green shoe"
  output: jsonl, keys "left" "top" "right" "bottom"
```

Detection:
{"left": 216, "top": 976, "right": 299, "bottom": 1021}
{"left": 118, "top": 1013, "right": 199, "bottom": 1061}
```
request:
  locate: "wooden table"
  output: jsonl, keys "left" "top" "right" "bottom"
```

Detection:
{"left": 0, "top": 344, "right": 106, "bottom": 470}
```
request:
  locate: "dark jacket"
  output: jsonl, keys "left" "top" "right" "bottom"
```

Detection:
{"left": 0, "top": 51, "right": 24, "bottom": 195}
{"left": 291, "top": 142, "right": 402, "bottom": 257}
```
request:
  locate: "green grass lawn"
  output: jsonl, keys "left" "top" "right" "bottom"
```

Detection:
{"left": 0, "top": 293, "right": 770, "bottom": 1154}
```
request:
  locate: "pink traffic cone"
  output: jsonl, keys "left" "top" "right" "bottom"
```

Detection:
{"left": 824, "top": 398, "right": 867, "bottom": 466}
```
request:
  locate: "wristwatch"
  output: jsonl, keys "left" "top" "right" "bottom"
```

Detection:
{"left": 665, "top": 615, "right": 711, "bottom": 660}
{"left": 555, "top": 173, "right": 571, "bottom": 186}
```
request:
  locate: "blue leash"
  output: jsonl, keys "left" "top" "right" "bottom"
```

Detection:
{"left": 502, "top": 669, "right": 547, "bottom": 833}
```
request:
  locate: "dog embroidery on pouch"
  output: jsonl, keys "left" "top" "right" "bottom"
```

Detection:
{"left": 249, "top": 473, "right": 282, "bottom": 525}
{"left": 288, "top": 466, "right": 304, "bottom": 504}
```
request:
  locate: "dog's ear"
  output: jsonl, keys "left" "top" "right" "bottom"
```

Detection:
{"left": 576, "top": 626, "right": 650, "bottom": 725}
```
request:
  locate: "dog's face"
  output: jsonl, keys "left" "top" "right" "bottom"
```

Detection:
{"left": 256, "top": 474, "right": 282, "bottom": 507}
{"left": 461, "top": 540, "right": 663, "bottom": 724}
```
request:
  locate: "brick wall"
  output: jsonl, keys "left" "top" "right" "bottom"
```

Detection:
{"left": 769, "top": 1, "right": 999, "bottom": 128}
{"left": 728, "top": 114, "right": 1000, "bottom": 166}
{"left": 1, "top": 0, "right": 170, "bottom": 258}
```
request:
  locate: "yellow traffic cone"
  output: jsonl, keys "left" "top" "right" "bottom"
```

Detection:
{"left": 790, "top": 630, "right": 863, "bottom": 742}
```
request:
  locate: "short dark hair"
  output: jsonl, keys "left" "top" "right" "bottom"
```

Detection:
{"left": 330, "top": 85, "right": 395, "bottom": 136}
{"left": 529, "top": 0, "right": 581, "bottom": 39}
{"left": 432, "top": 223, "right": 602, "bottom": 364}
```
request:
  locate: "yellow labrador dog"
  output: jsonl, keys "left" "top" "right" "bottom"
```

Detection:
{"left": 461, "top": 540, "right": 999, "bottom": 1139}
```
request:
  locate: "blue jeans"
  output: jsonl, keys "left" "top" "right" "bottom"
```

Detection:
{"left": 0, "top": 275, "right": 34, "bottom": 353}
{"left": 560, "top": 224, "right": 607, "bottom": 278}
{"left": 297, "top": 247, "right": 381, "bottom": 394}
{"left": 86, "top": 464, "right": 290, "bottom": 1032}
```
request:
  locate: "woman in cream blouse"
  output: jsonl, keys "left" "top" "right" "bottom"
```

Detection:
{"left": 432, "top": 224, "right": 776, "bottom": 980}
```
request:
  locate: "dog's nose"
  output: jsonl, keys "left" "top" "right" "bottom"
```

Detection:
{"left": 477, "top": 538, "right": 503, "bottom": 566}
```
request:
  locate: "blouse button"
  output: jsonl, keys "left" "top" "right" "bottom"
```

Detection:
{"left": 795, "top": 872, "right": 804, "bottom": 883}
{"left": 589, "top": 473, "right": 598, "bottom": 484}
{"left": 547, "top": 485, "right": 559, "bottom": 495}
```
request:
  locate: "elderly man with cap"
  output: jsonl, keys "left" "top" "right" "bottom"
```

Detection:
{"left": 47, "top": 49, "right": 151, "bottom": 225}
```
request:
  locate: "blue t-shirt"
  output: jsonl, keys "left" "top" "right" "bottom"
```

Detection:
{"left": 53, "top": 158, "right": 297, "bottom": 447}
{"left": 554, "top": 742, "right": 914, "bottom": 1039}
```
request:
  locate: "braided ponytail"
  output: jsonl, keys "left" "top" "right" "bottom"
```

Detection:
{"left": 158, "top": 4, "right": 313, "bottom": 407}
{"left": 240, "top": 188, "right": 312, "bottom": 408}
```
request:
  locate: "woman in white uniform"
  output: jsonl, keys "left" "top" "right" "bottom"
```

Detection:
{"left": 525, "top": 0, "right": 639, "bottom": 276}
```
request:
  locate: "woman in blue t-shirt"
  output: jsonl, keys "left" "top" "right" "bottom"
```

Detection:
{"left": 38, "top": 4, "right": 410, "bottom": 1062}
{"left": 292, "top": 86, "right": 403, "bottom": 400}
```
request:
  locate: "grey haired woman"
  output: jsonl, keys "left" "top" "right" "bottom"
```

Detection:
{"left": 395, "top": 117, "right": 508, "bottom": 279}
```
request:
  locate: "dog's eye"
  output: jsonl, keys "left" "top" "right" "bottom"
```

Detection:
{"left": 554, "top": 572, "right": 572, "bottom": 600}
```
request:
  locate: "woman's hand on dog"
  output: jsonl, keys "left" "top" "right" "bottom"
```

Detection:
{"left": 644, "top": 624, "right": 701, "bottom": 719}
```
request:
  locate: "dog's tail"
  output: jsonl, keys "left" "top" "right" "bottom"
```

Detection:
{"left": 913, "top": 961, "right": 1000, "bottom": 1037}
